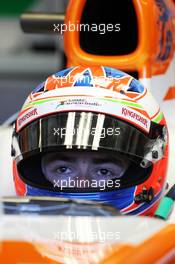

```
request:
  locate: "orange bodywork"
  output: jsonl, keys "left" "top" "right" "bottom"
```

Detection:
{"left": 100, "top": 224, "right": 175, "bottom": 264}
{"left": 1, "top": 224, "right": 175, "bottom": 264}
{"left": 64, "top": 0, "right": 175, "bottom": 79}
{"left": 0, "top": 240, "right": 109, "bottom": 264}
{"left": 0, "top": 241, "right": 59, "bottom": 264}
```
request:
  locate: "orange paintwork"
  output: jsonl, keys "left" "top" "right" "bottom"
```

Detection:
{"left": 0, "top": 240, "right": 109, "bottom": 264}
{"left": 101, "top": 224, "right": 175, "bottom": 264}
{"left": 1, "top": 225, "right": 175, "bottom": 264}
{"left": 0, "top": 241, "right": 60, "bottom": 264}
{"left": 64, "top": 0, "right": 175, "bottom": 79}
{"left": 164, "top": 86, "right": 175, "bottom": 100}
{"left": 44, "top": 67, "right": 132, "bottom": 92}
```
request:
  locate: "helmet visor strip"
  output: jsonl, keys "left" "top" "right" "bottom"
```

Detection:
{"left": 17, "top": 112, "right": 166, "bottom": 165}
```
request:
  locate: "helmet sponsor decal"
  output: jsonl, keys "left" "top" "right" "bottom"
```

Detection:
{"left": 121, "top": 107, "right": 148, "bottom": 129}
{"left": 17, "top": 96, "right": 151, "bottom": 133}
{"left": 17, "top": 108, "right": 38, "bottom": 127}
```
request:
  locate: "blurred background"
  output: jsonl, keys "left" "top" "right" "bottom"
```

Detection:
{"left": 0, "top": 0, "right": 67, "bottom": 123}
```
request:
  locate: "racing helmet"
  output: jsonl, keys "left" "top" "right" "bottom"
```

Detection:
{"left": 12, "top": 66, "right": 169, "bottom": 216}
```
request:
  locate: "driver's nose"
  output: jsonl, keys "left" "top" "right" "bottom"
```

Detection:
{"left": 77, "top": 158, "right": 90, "bottom": 181}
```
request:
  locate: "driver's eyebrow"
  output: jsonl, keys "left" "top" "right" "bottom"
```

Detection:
{"left": 47, "top": 155, "right": 77, "bottom": 163}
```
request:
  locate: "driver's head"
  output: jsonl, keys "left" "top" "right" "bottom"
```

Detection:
{"left": 12, "top": 66, "right": 168, "bottom": 216}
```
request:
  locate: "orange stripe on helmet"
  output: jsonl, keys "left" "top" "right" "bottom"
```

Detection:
{"left": 164, "top": 86, "right": 175, "bottom": 100}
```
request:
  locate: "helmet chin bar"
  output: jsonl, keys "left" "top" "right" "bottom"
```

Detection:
{"left": 140, "top": 126, "right": 168, "bottom": 168}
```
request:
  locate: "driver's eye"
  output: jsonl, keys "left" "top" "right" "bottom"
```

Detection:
{"left": 97, "top": 169, "right": 113, "bottom": 177}
{"left": 56, "top": 166, "right": 72, "bottom": 174}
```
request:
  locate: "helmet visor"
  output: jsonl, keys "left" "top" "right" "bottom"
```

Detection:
{"left": 15, "top": 112, "right": 166, "bottom": 191}
{"left": 16, "top": 111, "right": 164, "bottom": 163}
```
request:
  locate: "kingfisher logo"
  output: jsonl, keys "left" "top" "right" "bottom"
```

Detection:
{"left": 18, "top": 108, "right": 38, "bottom": 127}
{"left": 122, "top": 108, "right": 148, "bottom": 128}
